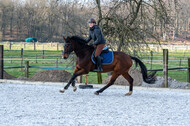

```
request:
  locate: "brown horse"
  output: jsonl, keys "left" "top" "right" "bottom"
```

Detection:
{"left": 60, "top": 36, "right": 155, "bottom": 95}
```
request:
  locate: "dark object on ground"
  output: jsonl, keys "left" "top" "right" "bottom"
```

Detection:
{"left": 79, "top": 85, "right": 93, "bottom": 89}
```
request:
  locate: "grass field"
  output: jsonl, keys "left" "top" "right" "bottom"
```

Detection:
{"left": 1, "top": 42, "right": 190, "bottom": 83}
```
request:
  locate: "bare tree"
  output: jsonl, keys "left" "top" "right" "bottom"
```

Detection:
{"left": 0, "top": 0, "right": 185, "bottom": 45}
{"left": 94, "top": 0, "right": 180, "bottom": 52}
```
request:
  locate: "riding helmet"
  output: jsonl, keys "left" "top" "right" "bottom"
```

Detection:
{"left": 88, "top": 18, "right": 96, "bottom": 24}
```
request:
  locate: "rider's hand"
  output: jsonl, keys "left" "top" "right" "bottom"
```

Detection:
{"left": 89, "top": 43, "right": 94, "bottom": 46}
{"left": 89, "top": 43, "right": 96, "bottom": 48}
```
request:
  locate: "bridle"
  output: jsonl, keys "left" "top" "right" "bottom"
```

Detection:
{"left": 64, "top": 42, "right": 73, "bottom": 55}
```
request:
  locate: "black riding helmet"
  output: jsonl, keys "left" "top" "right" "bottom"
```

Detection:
{"left": 88, "top": 18, "right": 96, "bottom": 24}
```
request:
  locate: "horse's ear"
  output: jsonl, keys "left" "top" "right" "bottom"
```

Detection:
{"left": 63, "top": 36, "right": 66, "bottom": 40}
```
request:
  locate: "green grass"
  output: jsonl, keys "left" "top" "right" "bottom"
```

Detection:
{"left": 3, "top": 52, "right": 108, "bottom": 84}
{"left": 4, "top": 61, "right": 109, "bottom": 84}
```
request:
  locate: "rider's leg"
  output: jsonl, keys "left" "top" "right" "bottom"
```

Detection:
{"left": 94, "top": 44, "right": 105, "bottom": 71}
{"left": 96, "top": 55, "right": 103, "bottom": 71}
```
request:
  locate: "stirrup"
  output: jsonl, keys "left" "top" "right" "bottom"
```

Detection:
{"left": 93, "top": 68, "right": 103, "bottom": 72}
{"left": 98, "top": 67, "right": 103, "bottom": 71}
{"left": 93, "top": 64, "right": 103, "bottom": 71}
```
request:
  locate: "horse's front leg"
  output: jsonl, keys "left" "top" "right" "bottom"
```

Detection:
{"left": 71, "top": 80, "right": 77, "bottom": 92}
{"left": 60, "top": 73, "right": 77, "bottom": 93}
{"left": 60, "top": 69, "right": 88, "bottom": 93}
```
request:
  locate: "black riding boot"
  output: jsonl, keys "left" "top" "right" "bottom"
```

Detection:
{"left": 94, "top": 55, "right": 103, "bottom": 71}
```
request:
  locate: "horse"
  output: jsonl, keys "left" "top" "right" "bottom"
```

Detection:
{"left": 60, "top": 36, "right": 156, "bottom": 95}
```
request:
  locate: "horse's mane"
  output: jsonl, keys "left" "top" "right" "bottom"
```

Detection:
{"left": 70, "top": 36, "right": 87, "bottom": 44}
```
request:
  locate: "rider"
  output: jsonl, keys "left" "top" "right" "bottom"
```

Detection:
{"left": 85, "top": 18, "right": 106, "bottom": 71}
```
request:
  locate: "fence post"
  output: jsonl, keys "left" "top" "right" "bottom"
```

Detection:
{"left": 150, "top": 51, "right": 153, "bottom": 70}
{"left": 0, "top": 45, "right": 4, "bottom": 79}
{"left": 9, "top": 42, "right": 11, "bottom": 50}
{"left": 24, "top": 43, "right": 26, "bottom": 48}
{"left": 36, "top": 54, "right": 38, "bottom": 63}
{"left": 25, "top": 61, "right": 29, "bottom": 78}
{"left": 21, "top": 48, "right": 23, "bottom": 70}
{"left": 97, "top": 73, "right": 102, "bottom": 84}
{"left": 187, "top": 58, "right": 190, "bottom": 83}
{"left": 42, "top": 50, "right": 45, "bottom": 59}
{"left": 133, "top": 50, "right": 137, "bottom": 68}
{"left": 163, "top": 49, "right": 168, "bottom": 87}
{"left": 57, "top": 43, "right": 59, "bottom": 51}
{"left": 34, "top": 42, "right": 36, "bottom": 50}
{"left": 56, "top": 58, "right": 58, "bottom": 68}
{"left": 179, "top": 58, "right": 182, "bottom": 67}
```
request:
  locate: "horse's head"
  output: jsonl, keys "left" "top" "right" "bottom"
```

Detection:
{"left": 62, "top": 36, "right": 73, "bottom": 59}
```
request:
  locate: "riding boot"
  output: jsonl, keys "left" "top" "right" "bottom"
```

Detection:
{"left": 94, "top": 55, "right": 103, "bottom": 71}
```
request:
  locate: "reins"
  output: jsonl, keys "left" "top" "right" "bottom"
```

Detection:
{"left": 64, "top": 40, "right": 94, "bottom": 55}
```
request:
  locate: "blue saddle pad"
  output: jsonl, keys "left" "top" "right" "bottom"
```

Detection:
{"left": 91, "top": 47, "right": 114, "bottom": 65}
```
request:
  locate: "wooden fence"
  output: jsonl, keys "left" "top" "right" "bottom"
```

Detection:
{"left": 1, "top": 41, "right": 64, "bottom": 51}
{"left": 0, "top": 45, "right": 190, "bottom": 85}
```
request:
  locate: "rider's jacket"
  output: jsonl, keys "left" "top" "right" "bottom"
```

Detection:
{"left": 85, "top": 25, "right": 106, "bottom": 45}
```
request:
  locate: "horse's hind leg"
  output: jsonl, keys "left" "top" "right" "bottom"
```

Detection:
{"left": 95, "top": 72, "right": 120, "bottom": 95}
{"left": 122, "top": 72, "right": 133, "bottom": 96}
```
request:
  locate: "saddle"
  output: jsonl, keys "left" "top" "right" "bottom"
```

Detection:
{"left": 101, "top": 46, "right": 109, "bottom": 53}
{"left": 91, "top": 46, "right": 114, "bottom": 65}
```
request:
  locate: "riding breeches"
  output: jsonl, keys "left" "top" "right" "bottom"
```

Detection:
{"left": 94, "top": 44, "right": 106, "bottom": 57}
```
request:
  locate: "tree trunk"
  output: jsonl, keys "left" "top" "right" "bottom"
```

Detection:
{"left": 96, "top": 0, "right": 103, "bottom": 25}
{"left": 117, "top": 36, "right": 124, "bottom": 52}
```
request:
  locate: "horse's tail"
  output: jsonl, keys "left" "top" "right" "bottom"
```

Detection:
{"left": 130, "top": 56, "right": 156, "bottom": 84}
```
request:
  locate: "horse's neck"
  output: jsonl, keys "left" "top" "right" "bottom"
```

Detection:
{"left": 73, "top": 43, "right": 93, "bottom": 58}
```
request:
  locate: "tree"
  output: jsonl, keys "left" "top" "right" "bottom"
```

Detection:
{"left": 0, "top": 0, "right": 184, "bottom": 45}
{"left": 94, "top": 0, "right": 180, "bottom": 52}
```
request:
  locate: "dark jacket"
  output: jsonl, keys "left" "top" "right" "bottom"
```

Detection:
{"left": 85, "top": 25, "right": 106, "bottom": 45}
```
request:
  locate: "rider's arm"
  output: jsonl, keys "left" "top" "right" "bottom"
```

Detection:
{"left": 85, "top": 31, "right": 92, "bottom": 43}
{"left": 93, "top": 29, "right": 102, "bottom": 45}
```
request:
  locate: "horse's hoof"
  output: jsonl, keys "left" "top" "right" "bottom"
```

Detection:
{"left": 73, "top": 86, "right": 77, "bottom": 92}
{"left": 94, "top": 91, "right": 99, "bottom": 95}
{"left": 125, "top": 91, "right": 132, "bottom": 96}
{"left": 59, "top": 89, "right": 65, "bottom": 93}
